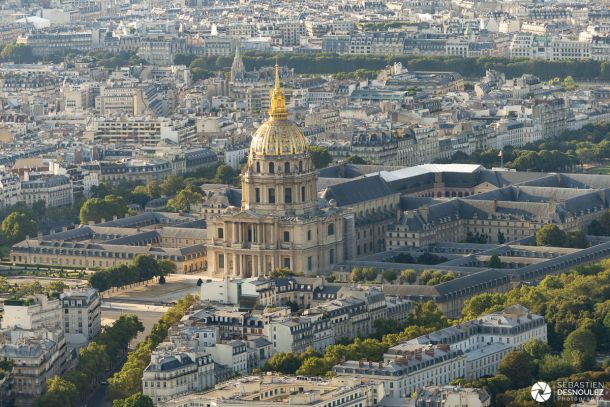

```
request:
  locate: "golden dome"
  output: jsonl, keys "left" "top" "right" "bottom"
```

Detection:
{"left": 249, "top": 62, "right": 308, "bottom": 157}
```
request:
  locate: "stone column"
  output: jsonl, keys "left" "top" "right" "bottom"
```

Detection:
{"left": 258, "top": 255, "right": 264, "bottom": 276}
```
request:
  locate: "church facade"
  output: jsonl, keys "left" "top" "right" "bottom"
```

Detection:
{"left": 205, "top": 65, "right": 355, "bottom": 277}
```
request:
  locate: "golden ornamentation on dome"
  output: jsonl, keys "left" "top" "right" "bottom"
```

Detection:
{"left": 249, "top": 61, "right": 308, "bottom": 157}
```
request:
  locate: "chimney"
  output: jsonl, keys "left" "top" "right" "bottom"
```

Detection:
{"left": 493, "top": 200, "right": 498, "bottom": 213}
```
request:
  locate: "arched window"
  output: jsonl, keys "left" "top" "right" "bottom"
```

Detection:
{"left": 299, "top": 161, "right": 303, "bottom": 172}
{"left": 269, "top": 162, "right": 275, "bottom": 174}
{"left": 284, "top": 162, "right": 290, "bottom": 174}
{"left": 256, "top": 162, "right": 260, "bottom": 172}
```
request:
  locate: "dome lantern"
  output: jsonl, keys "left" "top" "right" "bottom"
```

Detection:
{"left": 248, "top": 60, "right": 308, "bottom": 157}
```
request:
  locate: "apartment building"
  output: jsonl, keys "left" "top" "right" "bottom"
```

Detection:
{"left": 334, "top": 345, "right": 466, "bottom": 399}
{"left": 16, "top": 30, "right": 97, "bottom": 57}
{"left": 87, "top": 117, "right": 197, "bottom": 146}
{"left": 335, "top": 305, "right": 545, "bottom": 399}
{"left": 60, "top": 288, "right": 101, "bottom": 350}
{"left": 0, "top": 172, "right": 21, "bottom": 209}
{"left": 0, "top": 328, "right": 67, "bottom": 406}
{"left": 1, "top": 295, "right": 62, "bottom": 331}
{"left": 143, "top": 349, "right": 215, "bottom": 405}
{"left": 20, "top": 175, "right": 73, "bottom": 208}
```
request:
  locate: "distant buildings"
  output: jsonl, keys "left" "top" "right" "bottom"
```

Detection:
{"left": 0, "top": 295, "right": 69, "bottom": 406}
{"left": 158, "top": 374, "right": 384, "bottom": 407}
{"left": 11, "top": 212, "right": 207, "bottom": 272}
{"left": 333, "top": 305, "right": 546, "bottom": 398}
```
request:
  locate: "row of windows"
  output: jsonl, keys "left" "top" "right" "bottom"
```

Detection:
{"left": 256, "top": 161, "right": 304, "bottom": 174}
{"left": 254, "top": 186, "right": 307, "bottom": 204}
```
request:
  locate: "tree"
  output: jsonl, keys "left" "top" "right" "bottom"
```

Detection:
{"left": 488, "top": 254, "right": 503, "bottom": 268}
{"left": 46, "top": 281, "right": 67, "bottom": 293}
{"left": 562, "top": 327, "right": 597, "bottom": 371}
{"left": 523, "top": 339, "right": 551, "bottom": 361}
{"left": 538, "top": 355, "right": 573, "bottom": 381}
{"left": 363, "top": 267, "right": 378, "bottom": 281}
{"left": 588, "top": 210, "right": 610, "bottom": 236}
{"left": 382, "top": 269, "right": 397, "bottom": 283}
{"left": 159, "top": 175, "right": 185, "bottom": 196}
{"left": 565, "top": 230, "right": 589, "bottom": 249}
{"left": 35, "top": 376, "right": 78, "bottom": 407}
{"left": 263, "top": 352, "right": 301, "bottom": 374}
{"left": 112, "top": 393, "right": 154, "bottom": 407}
{"left": 214, "top": 164, "right": 237, "bottom": 184}
{"left": 80, "top": 195, "right": 128, "bottom": 224}
{"left": 309, "top": 146, "right": 333, "bottom": 169}
{"left": 1, "top": 211, "right": 38, "bottom": 244}
{"left": 167, "top": 186, "right": 203, "bottom": 212}
{"left": 157, "top": 260, "right": 177, "bottom": 276}
{"left": 296, "top": 357, "right": 334, "bottom": 376}
{"left": 536, "top": 224, "right": 566, "bottom": 247}
{"left": 0, "top": 277, "right": 11, "bottom": 293}
{"left": 497, "top": 231, "right": 506, "bottom": 244}
{"left": 1, "top": 43, "right": 35, "bottom": 64}
{"left": 400, "top": 269, "right": 417, "bottom": 284}
{"left": 351, "top": 267, "right": 364, "bottom": 282}
{"left": 498, "top": 351, "right": 535, "bottom": 389}
{"left": 563, "top": 75, "right": 577, "bottom": 91}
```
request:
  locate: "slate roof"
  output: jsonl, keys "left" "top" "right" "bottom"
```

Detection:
{"left": 322, "top": 174, "right": 394, "bottom": 206}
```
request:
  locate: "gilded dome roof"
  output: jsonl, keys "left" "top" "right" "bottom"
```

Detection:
{"left": 249, "top": 63, "right": 308, "bottom": 157}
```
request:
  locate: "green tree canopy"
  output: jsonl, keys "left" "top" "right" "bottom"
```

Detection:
{"left": 382, "top": 269, "right": 397, "bottom": 283}
{"left": 1, "top": 211, "right": 38, "bottom": 244}
{"left": 309, "top": 146, "right": 333, "bottom": 169}
{"left": 167, "top": 185, "right": 203, "bottom": 212}
{"left": 1, "top": 43, "right": 35, "bottom": 63}
{"left": 159, "top": 175, "right": 185, "bottom": 196}
{"left": 400, "top": 269, "right": 417, "bottom": 284}
{"left": 263, "top": 352, "right": 302, "bottom": 374}
{"left": 562, "top": 327, "right": 597, "bottom": 371}
{"left": 497, "top": 351, "right": 535, "bottom": 389}
{"left": 536, "top": 224, "right": 566, "bottom": 247}
{"left": 80, "top": 195, "right": 128, "bottom": 224}
{"left": 488, "top": 254, "right": 503, "bottom": 269}
{"left": 214, "top": 164, "right": 238, "bottom": 184}
{"left": 112, "top": 393, "right": 154, "bottom": 407}
{"left": 34, "top": 376, "right": 78, "bottom": 407}
{"left": 565, "top": 230, "right": 589, "bottom": 249}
